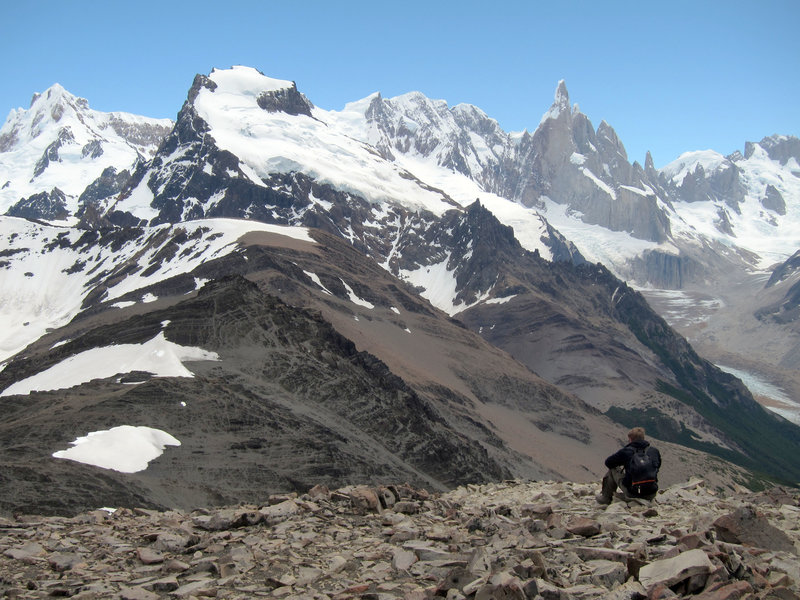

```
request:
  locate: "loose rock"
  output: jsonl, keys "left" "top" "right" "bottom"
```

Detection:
{"left": 0, "top": 480, "right": 797, "bottom": 599}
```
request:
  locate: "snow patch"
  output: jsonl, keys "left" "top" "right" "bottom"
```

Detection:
{"left": 485, "top": 295, "right": 516, "bottom": 305}
{"left": 619, "top": 185, "right": 652, "bottom": 197}
{"left": 52, "top": 425, "right": 181, "bottom": 473}
{"left": 580, "top": 168, "right": 617, "bottom": 199}
{"left": 341, "top": 279, "right": 374, "bottom": 308}
{"left": 661, "top": 150, "right": 727, "bottom": 184}
{"left": 1, "top": 332, "right": 219, "bottom": 397}
{"left": 304, "top": 270, "right": 332, "bottom": 295}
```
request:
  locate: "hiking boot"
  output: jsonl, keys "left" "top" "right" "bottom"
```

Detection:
{"left": 595, "top": 493, "right": 611, "bottom": 505}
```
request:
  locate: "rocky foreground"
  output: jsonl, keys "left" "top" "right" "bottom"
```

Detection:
{"left": 1, "top": 479, "right": 798, "bottom": 600}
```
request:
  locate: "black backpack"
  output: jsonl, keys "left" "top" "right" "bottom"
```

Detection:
{"left": 628, "top": 447, "right": 658, "bottom": 497}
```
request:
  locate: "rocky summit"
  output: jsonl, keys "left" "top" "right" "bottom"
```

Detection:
{"left": 1, "top": 479, "right": 798, "bottom": 600}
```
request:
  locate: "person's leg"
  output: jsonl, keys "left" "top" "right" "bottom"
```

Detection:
{"left": 597, "top": 467, "right": 622, "bottom": 504}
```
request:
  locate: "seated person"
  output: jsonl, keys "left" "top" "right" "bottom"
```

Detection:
{"left": 597, "top": 427, "right": 661, "bottom": 504}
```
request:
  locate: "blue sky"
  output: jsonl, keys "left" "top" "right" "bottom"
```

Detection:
{"left": 2, "top": 0, "right": 798, "bottom": 167}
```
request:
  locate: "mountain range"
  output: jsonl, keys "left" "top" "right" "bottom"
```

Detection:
{"left": 1, "top": 65, "right": 798, "bottom": 515}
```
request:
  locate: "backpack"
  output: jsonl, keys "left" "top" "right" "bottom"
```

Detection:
{"left": 627, "top": 447, "right": 658, "bottom": 497}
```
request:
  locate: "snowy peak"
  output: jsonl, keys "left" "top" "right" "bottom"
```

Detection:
{"left": 554, "top": 79, "right": 570, "bottom": 106}
{"left": 208, "top": 65, "right": 295, "bottom": 97}
{"left": 1, "top": 83, "right": 170, "bottom": 155}
{"left": 0, "top": 83, "right": 172, "bottom": 220}
{"left": 30, "top": 84, "right": 89, "bottom": 126}
{"left": 655, "top": 134, "right": 800, "bottom": 272}
{"left": 1, "top": 84, "right": 86, "bottom": 151}
{"left": 596, "top": 120, "right": 627, "bottom": 162}
{"left": 513, "top": 80, "right": 673, "bottom": 243}
{"left": 204, "top": 66, "right": 313, "bottom": 117}
{"left": 662, "top": 150, "right": 730, "bottom": 185}
{"left": 334, "top": 87, "right": 511, "bottom": 195}
{"left": 109, "top": 66, "right": 459, "bottom": 227}
{"left": 538, "top": 79, "right": 572, "bottom": 127}
{"left": 745, "top": 134, "right": 800, "bottom": 169}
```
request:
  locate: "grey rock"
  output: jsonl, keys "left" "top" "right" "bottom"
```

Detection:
{"left": 47, "top": 551, "right": 86, "bottom": 572}
{"left": 346, "top": 486, "right": 381, "bottom": 514}
{"left": 392, "top": 548, "right": 418, "bottom": 571}
{"left": 638, "top": 548, "right": 714, "bottom": 590}
{"left": 135, "top": 547, "right": 164, "bottom": 565}
{"left": 566, "top": 516, "right": 602, "bottom": 537}
{"left": 4, "top": 541, "right": 46, "bottom": 562}
{"left": 153, "top": 532, "right": 192, "bottom": 553}
{"left": 260, "top": 498, "right": 300, "bottom": 523}
{"left": 0, "top": 480, "right": 796, "bottom": 599}
{"left": 762, "top": 183, "right": 787, "bottom": 215}
{"left": 119, "top": 587, "right": 160, "bottom": 600}
{"left": 144, "top": 576, "right": 179, "bottom": 592}
{"left": 394, "top": 500, "right": 421, "bottom": 514}
{"left": 172, "top": 578, "right": 216, "bottom": 597}
{"left": 713, "top": 505, "right": 797, "bottom": 554}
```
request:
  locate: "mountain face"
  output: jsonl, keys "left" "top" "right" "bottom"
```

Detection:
{"left": 333, "top": 81, "right": 672, "bottom": 246}
{"left": 340, "top": 81, "right": 799, "bottom": 288}
{"left": 1, "top": 66, "right": 799, "bottom": 513}
{"left": 755, "top": 249, "right": 800, "bottom": 332}
{"left": 0, "top": 84, "right": 172, "bottom": 221}
{"left": 0, "top": 216, "right": 639, "bottom": 514}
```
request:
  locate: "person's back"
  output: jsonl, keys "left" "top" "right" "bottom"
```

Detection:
{"left": 597, "top": 427, "right": 661, "bottom": 504}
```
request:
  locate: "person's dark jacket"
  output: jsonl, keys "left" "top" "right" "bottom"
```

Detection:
{"left": 605, "top": 440, "right": 661, "bottom": 490}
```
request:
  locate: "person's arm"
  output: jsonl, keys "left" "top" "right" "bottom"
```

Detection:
{"left": 651, "top": 447, "right": 662, "bottom": 470}
{"left": 605, "top": 447, "right": 628, "bottom": 469}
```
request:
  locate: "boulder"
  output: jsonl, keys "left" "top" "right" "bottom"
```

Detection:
{"left": 713, "top": 505, "right": 797, "bottom": 554}
{"left": 638, "top": 548, "right": 714, "bottom": 590}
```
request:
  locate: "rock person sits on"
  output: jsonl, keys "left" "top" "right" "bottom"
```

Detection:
{"left": 597, "top": 427, "right": 661, "bottom": 504}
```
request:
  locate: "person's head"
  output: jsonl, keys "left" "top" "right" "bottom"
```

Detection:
{"left": 628, "top": 427, "right": 646, "bottom": 442}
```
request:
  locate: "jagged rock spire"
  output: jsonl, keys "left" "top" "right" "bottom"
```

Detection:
{"left": 554, "top": 79, "right": 570, "bottom": 112}
{"left": 645, "top": 151, "right": 656, "bottom": 172}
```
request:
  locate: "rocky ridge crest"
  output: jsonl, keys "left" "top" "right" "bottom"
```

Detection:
{"left": 1, "top": 479, "right": 797, "bottom": 599}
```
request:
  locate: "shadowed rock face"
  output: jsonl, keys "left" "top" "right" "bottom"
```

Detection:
{"left": 5, "top": 188, "right": 68, "bottom": 220}
{"left": 757, "top": 250, "right": 800, "bottom": 328}
{"left": 256, "top": 84, "right": 313, "bottom": 117}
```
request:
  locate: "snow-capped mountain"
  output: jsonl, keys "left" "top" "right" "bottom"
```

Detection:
{"left": 2, "top": 65, "right": 800, "bottom": 513}
{"left": 661, "top": 136, "right": 800, "bottom": 271}
{"left": 106, "top": 67, "right": 580, "bottom": 293}
{"left": 345, "top": 80, "right": 800, "bottom": 290}
{"left": 0, "top": 84, "right": 172, "bottom": 221}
